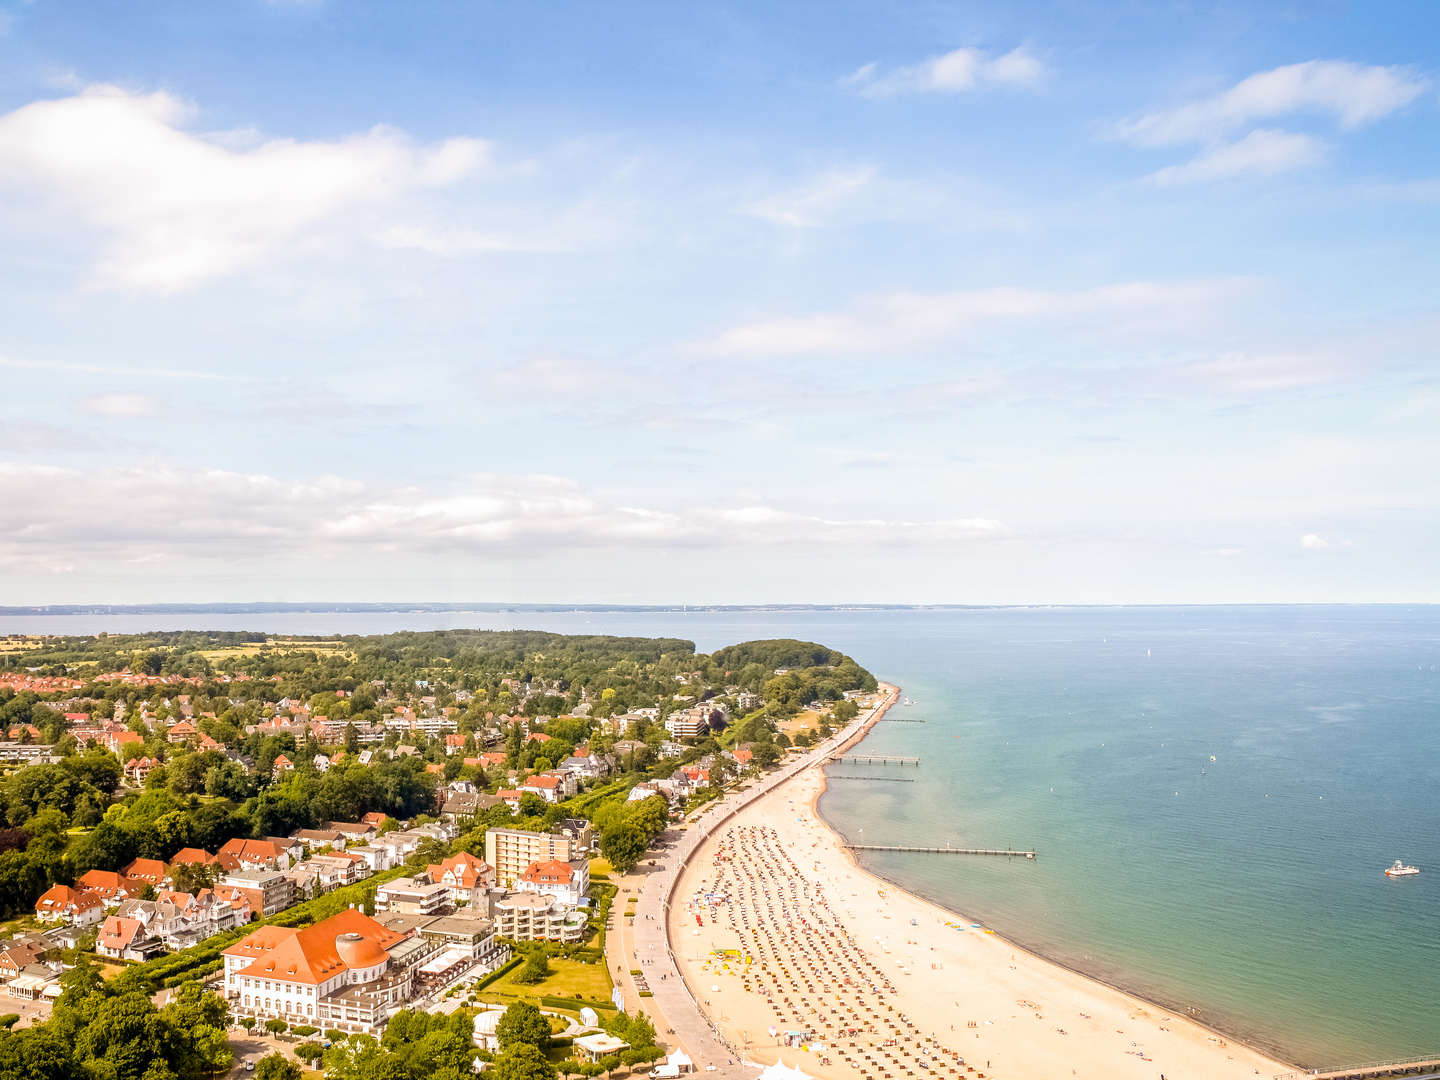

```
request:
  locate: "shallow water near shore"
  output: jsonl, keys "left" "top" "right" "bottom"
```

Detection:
{"left": 6, "top": 604, "right": 1438, "bottom": 1065}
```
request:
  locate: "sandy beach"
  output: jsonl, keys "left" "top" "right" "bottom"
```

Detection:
{"left": 667, "top": 694, "right": 1293, "bottom": 1080}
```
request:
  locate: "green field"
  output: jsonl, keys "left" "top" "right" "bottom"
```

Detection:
{"left": 476, "top": 957, "right": 613, "bottom": 1007}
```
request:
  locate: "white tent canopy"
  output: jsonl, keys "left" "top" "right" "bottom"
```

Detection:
{"left": 667, "top": 1050, "right": 693, "bottom": 1072}
{"left": 758, "top": 1061, "right": 812, "bottom": 1080}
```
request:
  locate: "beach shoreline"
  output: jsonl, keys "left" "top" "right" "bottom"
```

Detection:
{"left": 667, "top": 682, "right": 1296, "bottom": 1080}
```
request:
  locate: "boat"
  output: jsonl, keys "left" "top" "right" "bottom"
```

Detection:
{"left": 902, "top": 697, "right": 912, "bottom": 706}
{"left": 1385, "top": 860, "right": 1420, "bottom": 878}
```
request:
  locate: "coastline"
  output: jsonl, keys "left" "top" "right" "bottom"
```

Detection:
{"left": 811, "top": 761, "right": 1302, "bottom": 1070}
{"left": 664, "top": 682, "right": 1295, "bottom": 1080}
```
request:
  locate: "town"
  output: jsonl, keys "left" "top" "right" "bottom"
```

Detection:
{"left": 0, "top": 630, "right": 877, "bottom": 1079}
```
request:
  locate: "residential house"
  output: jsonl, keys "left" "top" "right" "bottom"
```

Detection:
{"left": 121, "top": 857, "right": 170, "bottom": 888}
{"left": 123, "top": 756, "right": 160, "bottom": 786}
{"left": 374, "top": 877, "right": 451, "bottom": 916}
{"left": 218, "top": 869, "right": 294, "bottom": 917}
{"left": 217, "top": 838, "right": 292, "bottom": 872}
{"left": 420, "top": 852, "right": 493, "bottom": 906}
{"left": 33, "top": 885, "right": 105, "bottom": 926}
{"left": 0, "top": 942, "right": 45, "bottom": 981}
{"left": 488, "top": 891, "right": 587, "bottom": 943}
{"left": 166, "top": 720, "right": 197, "bottom": 744}
{"left": 97, "top": 915, "right": 162, "bottom": 962}
{"left": 75, "top": 870, "right": 142, "bottom": 908}
{"left": 514, "top": 859, "right": 588, "bottom": 907}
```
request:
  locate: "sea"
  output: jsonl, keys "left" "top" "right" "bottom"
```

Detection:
{"left": 4, "top": 604, "right": 1437, "bottom": 1067}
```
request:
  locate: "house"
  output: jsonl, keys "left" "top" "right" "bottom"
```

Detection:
{"left": 33, "top": 885, "right": 105, "bottom": 926}
{"left": 218, "top": 869, "right": 294, "bottom": 917}
{"left": 327, "top": 821, "right": 378, "bottom": 843}
{"left": 291, "top": 828, "right": 348, "bottom": 852}
{"left": 360, "top": 812, "right": 388, "bottom": 828}
{"left": 441, "top": 791, "right": 502, "bottom": 824}
{"left": 104, "top": 730, "right": 144, "bottom": 756}
{"left": 558, "top": 753, "right": 608, "bottom": 780}
{"left": 75, "top": 870, "right": 142, "bottom": 908}
{"left": 495, "top": 788, "right": 523, "bottom": 811}
{"left": 518, "top": 773, "right": 571, "bottom": 804}
{"left": 169, "top": 847, "right": 221, "bottom": 871}
{"left": 313, "top": 754, "right": 332, "bottom": 772}
{"left": 166, "top": 720, "right": 197, "bottom": 744}
{"left": 97, "top": 915, "right": 161, "bottom": 962}
{"left": 443, "top": 733, "right": 467, "bottom": 756}
{"left": 515, "top": 859, "right": 589, "bottom": 907}
{"left": 123, "top": 756, "right": 160, "bottom": 785}
{"left": 218, "top": 838, "right": 292, "bottom": 872}
{"left": 271, "top": 754, "right": 295, "bottom": 779}
{"left": 121, "top": 857, "right": 170, "bottom": 887}
{"left": 421, "top": 852, "right": 494, "bottom": 906}
{"left": 0, "top": 941, "right": 45, "bottom": 980}
{"left": 222, "top": 907, "right": 436, "bottom": 1034}
{"left": 523, "top": 732, "right": 552, "bottom": 745}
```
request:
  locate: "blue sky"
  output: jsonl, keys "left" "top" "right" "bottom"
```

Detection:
{"left": 0, "top": 1, "right": 1437, "bottom": 604}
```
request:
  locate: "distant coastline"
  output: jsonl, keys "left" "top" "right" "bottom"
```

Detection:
{"left": 2, "top": 601, "right": 1432, "bottom": 617}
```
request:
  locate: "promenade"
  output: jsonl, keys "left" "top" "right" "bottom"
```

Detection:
{"left": 610, "top": 684, "right": 900, "bottom": 1078}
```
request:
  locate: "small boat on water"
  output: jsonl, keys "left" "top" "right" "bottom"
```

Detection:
{"left": 1385, "top": 860, "right": 1420, "bottom": 878}
{"left": 902, "top": 697, "right": 913, "bottom": 706}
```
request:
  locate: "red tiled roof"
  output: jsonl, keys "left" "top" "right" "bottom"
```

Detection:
{"left": 222, "top": 907, "right": 408, "bottom": 986}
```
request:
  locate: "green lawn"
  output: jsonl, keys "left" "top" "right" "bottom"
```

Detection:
{"left": 477, "top": 957, "right": 613, "bottom": 1005}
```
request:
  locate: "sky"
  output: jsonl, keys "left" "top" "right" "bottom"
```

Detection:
{"left": 0, "top": 1, "right": 1437, "bottom": 606}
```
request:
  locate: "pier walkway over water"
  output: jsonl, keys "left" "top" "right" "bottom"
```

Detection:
{"left": 828, "top": 754, "right": 919, "bottom": 766}
{"left": 1277, "top": 1056, "right": 1440, "bottom": 1079}
{"left": 848, "top": 843, "right": 1036, "bottom": 858}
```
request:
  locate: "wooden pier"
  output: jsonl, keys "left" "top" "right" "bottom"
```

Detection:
{"left": 829, "top": 754, "right": 920, "bottom": 766}
{"left": 848, "top": 844, "right": 1036, "bottom": 858}
{"left": 879, "top": 716, "right": 927, "bottom": 723}
{"left": 1277, "top": 1057, "right": 1440, "bottom": 1080}
{"left": 826, "top": 775, "right": 916, "bottom": 783}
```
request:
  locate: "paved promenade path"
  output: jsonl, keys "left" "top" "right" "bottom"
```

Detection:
{"left": 607, "top": 685, "right": 899, "bottom": 1080}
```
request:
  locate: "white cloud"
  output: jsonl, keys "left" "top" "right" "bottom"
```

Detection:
{"left": 739, "top": 167, "right": 877, "bottom": 228}
{"left": 1156, "top": 349, "right": 1354, "bottom": 392}
{"left": 1116, "top": 60, "right": 1427, "bottom": 146}
{"left": 846, "top": 46, "right": 1044, "bottom": 98}
{"left": 702, "top": 279, "right": 1243, "bottom": 356}
{"left": 79, "top": 393, "right": 158, "bottom": 418}
{"left": 1148, "top": 129, "right": 1327, "bottom": 186}
{"left": 0, "top": 463, "right": 1009, "bottom": 570}
{"left": 0, "top": 85, "right": 491, "bottom": 291}
{"left": 1300, "top": 533, "right": 1330, "bottom": 550}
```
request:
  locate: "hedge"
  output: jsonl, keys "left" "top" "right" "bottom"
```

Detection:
{"left": 473, "top": 954, "right": 524, "bottom": 990}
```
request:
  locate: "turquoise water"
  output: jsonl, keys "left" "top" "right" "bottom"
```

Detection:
{"left": 4, "top": 605, "right": 1438, "bottom": 1066}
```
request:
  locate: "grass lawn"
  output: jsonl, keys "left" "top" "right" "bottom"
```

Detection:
{"left": 97, "top": 961, "right": 128, "bottom": 980}
{"left": 478, "top": 957, "right": 613, "bottom": 1004}
{"left": 589, "top": 856, "right": 615, "bottom": 877}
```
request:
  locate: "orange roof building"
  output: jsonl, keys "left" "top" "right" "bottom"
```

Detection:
{"left": 222, "top": 908, "right": 427, "bottom": 1034}
{"left": 34, "top": 884, "right": 105, "bottom": 925}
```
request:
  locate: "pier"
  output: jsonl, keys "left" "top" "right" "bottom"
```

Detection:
{"left": 879, "top": 716, "right": 927, "bottom": 723}
{"left": 848, "top": 843, "right": 1036, "bottom": 858}
{"left": 1277, "top": 1057, "right": 1440, "bottom": 1080}
{"left": 826, "top": 775, "right": 916, "bottom": 783}
{"left": 828, "top": 754, "right": 920, "bottom": 766}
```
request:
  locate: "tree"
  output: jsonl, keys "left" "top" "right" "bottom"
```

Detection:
{"left": 512, "top": 949, "right": 551, "bottom": 986}
{"left": 600, "top": 823, "right": 646, "bottom": 875}
{"left": 294, "top": 1042, "right": 324, "bottom": 1066}
{"left": 264, "top": 1018, "right": 288, "bottom": 1038}
{"left": 495, "top": 1000, "right": 551, "bottom": 1050}
{"left": 490, "top": 1042, "right": 558, "bottom": 1080}
{"left": 254, "top": 1054, "right": 303, "bottom": 1080}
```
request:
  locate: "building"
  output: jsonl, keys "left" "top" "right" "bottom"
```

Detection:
{"left": 421, "top": 852, "right": 494, "bottom": 906}
{"left": 515, "top": 859, "right": 588, "bottom": 907}
{"left": 74, "top": 870, "right": 142, "bottom": 908}
{"left": 122, "top": 858, "right": 170, "bottom": 887}
{"left": 0, "top": 742, "right": 58, "bottom": 764}
{"left": 489, "top": 892, "right": 587, "bottom": 943}
{"left": 218, "top": 869, "right": 294, "bottom": 917}
{"left": 218, "top": 838, "right": 292, "bottom": 872}
{"left": 34, "top": 885, "right": 105, "bottom": 926}
{"left": 97, "top": 915, "right": 162, "bottom": 962}
{"left": 374, "top": 877, "right": 451, "bottom": 917}
{"left": 664, "top": 709, "right": 709, "bottom": 739}
{"left": 484, "top": 828, "right": 585, "bottom": 889}
{"left": 518, "top": 773, "right": 574, "bottom": 804}
{"left": 223, "top": 908, "right": 437, "bottom": 1034}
